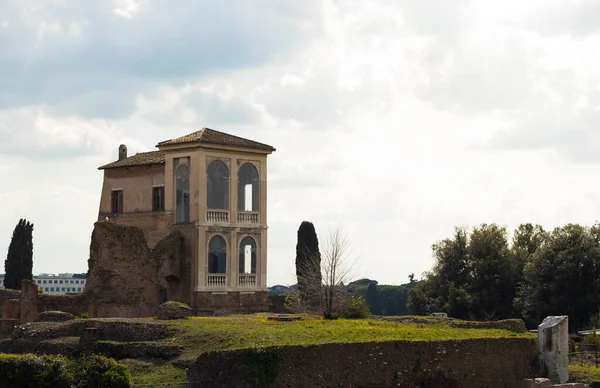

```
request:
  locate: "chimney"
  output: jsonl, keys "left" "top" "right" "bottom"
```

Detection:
{"left": 118, "top": 144, "right": 127, "bottom": 161}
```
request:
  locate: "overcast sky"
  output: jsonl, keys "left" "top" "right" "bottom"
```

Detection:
{"left": 1, "top": 0, "right": 600, "bottom": 285}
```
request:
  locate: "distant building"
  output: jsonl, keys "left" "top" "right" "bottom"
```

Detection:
{"left": 35, "top": 273, "right": 87, "bottom": 294}
{"left": 0, "top": 273, "right": 87, "bottom": 294}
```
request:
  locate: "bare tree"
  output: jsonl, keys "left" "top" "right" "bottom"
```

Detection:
{"left": 296, "top": 228, "right": 358, "bottom": 319}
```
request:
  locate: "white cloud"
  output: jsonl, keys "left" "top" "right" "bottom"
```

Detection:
{"left": 2, "top": 0, "right": 600, "bottom": 287}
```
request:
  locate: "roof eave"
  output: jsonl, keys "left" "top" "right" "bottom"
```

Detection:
{"left": 98, "top": 161, "right": 165, "bottom": 170}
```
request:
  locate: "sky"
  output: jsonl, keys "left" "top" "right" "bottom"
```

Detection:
{"left": 1, "top": 0, "right": 600, "bottom": 286}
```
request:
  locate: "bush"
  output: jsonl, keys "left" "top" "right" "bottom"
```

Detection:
{"left": 156, "top": 301, "right": 192, "bottom": 320}
{"left": 0, "top": 353, "right": 132, "bottom": 388}
{"left": 77, "top": 313, "right": 90, "bottom": 319}
{"left": 0, "top": 354, "right": 72, "bottom": 388}
{"left": 70, "top": 354, "right": 132, "bottom": 388}
{"left": 340, "top": 296, "right": 370, "bottom": 319}
{"left": 284, "top": 292, "right": 307, "bottom": 314}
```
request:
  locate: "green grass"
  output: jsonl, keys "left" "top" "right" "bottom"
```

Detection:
{"left": 163, "top": 315, "right": 533, "bottom": 361}
{"left": 120, "top": 358, "right": 188, "bottom": 386}
{"left": 122, "top": 315, "right": 534, "bottom": 385}
{"left": 570, "top": 362, "right": 600, "bottom": 383}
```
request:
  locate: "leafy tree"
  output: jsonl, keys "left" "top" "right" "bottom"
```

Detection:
{"left": 366, "top": 283, "right": 381, "bottom": 315}
{"left": 295, "top": 221, "right": 321, "bottom": 306}
{"left": 516, "top": 224, "right": 600, "bottom": 330}
{"left": 4, "top": 219, "right": 34, "bottom": 290}
{"left": 467, "top": 224, "right": 519, "bottom": 320}
{"left": 407, "top": 224, "right": 521, "bottom": 320}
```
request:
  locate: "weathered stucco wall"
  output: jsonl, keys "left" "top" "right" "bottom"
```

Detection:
{"left": 188, "top": 337, "right": 539, "bottom": 388}
{"left": 98, "top": 164, "right": 171, "bottom": 248}
{"left": 99, "top": 164, "right": 165, "bottom": 214}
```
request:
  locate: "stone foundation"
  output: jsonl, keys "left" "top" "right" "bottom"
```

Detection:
{"left": 188, "top": 337, "right": 540, "bottom": 388}
{"left": 194, "top": 291, "right": 269, "bottom": 315}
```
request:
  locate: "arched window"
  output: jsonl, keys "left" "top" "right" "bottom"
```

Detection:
{"left": 239, "top": 236, "right": 257, "bottom": 274}
{"left": 238, "top": 163, "right": 259, "bottom": 211}
{"left": 175, "top": 164, "right": 190, "bottom": 224}
{"left": 208, "top": 235, "right": 227, "bottom": 274}
{"left": 207, "top": 160, "right": 229, "bottom": 210}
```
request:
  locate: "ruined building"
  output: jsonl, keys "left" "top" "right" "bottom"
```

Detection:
{"left": 95, "top": 127, "right": 275, "bottom": 314}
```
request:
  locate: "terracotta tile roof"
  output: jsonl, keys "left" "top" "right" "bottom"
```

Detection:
{"left": 98, "top": 151, "right": 165, "bottom": 170}
{"left": 157, "top": 127, "right": 276, "bottom": 152}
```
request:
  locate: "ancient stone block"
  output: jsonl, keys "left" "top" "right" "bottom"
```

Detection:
{"left": 538, "top": 316, "right": 569, "bottom": 384}
{"left": 535, "top": 377, "right": 552, "bottom": 388}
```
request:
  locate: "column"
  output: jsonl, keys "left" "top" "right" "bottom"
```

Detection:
{"left": 230, "top": 230, "right": 238, "bottom": 288}
{"left": 197, "top": 226, "right": 206, "bottom": 290}
{"left": 231, "top": 157, "right": 238, "bottom": 225}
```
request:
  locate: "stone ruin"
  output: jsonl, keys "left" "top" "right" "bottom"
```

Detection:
{"left": 538, "top": 315, "right": 569, "bottom": 384}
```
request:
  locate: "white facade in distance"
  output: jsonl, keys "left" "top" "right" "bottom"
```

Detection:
{"left": 0, "top": 273, "right": 87, "bottom": 295}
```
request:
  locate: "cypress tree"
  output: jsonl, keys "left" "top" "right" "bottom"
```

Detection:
{"left": 366, "top": 283, "right": 381, "bottom": 315}
{"left": 295, "top": 221, "right": 321, "bottom": 306}
{"left": 4, "top": 219, "right": 34, "bottom": 290}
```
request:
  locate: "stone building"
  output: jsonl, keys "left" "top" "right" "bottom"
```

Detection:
{"left": 97, "top": 127, "right": 275, "bottom": 313}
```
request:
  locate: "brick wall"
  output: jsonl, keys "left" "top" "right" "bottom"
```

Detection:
{"left": 188, "top": 337, "right": 540, "bottom": 388}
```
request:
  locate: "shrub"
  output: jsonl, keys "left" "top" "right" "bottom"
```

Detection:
{"left": 284, "top": 292, "right": 307, "bottom": 314}
{"left": 77, "top": 313, "right": 90, "bottom": 319}
{"left": 0, "top": 354, "right": 72, "bottom": 388}
{"left": 156, "top": 301, "right": 192, "bottom": 320}
{"left": 70, "top": 354, "right": 132, "bottom": 388}
{"left": 340, "top": 296, "right": 370, "bottom": 319}
{"left": 584, "top": 328, "right": 600, "bottom": 345}
{"left": 0, "top": 353, "right": 132, "bottom": 388}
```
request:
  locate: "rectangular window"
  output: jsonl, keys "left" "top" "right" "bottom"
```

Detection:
{"left": 77, "top": 287, "right": 82, "bottom": 292}
{"left": 54, "top": 280, "right": 57, "bottom": 284}
{"left": 153, "top": 186, "right": 165, "bottom": 211}
{"left": 66, "top": 288, "right": 70, "bottom": 292}
{"left": 44, "top": 288, "right": 48, "bottom": 292}
{"left": 61, "top": 287, "right": 65, "bottom": 292}
{"left": 43, "top": 280, "right": 47, "bottom": 284}
{"left": 111, "top": 190, "right": 123, "bottom": 213}
{"left": 75, "top": 280, "right": 79, "bottom": 284}
{"left": 50, "top": 287, "right": 54, "bottom": 292}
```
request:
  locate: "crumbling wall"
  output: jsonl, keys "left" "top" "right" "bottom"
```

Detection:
{"left": 86, "top": 222, "right": 191, "bottom": 318}
{"left": 98, "top": 212, "right": 173, "bottom": 249}
{"left": 20, "top": 280, "right": 41, "bottom": 323}
{"left": 39, "top": 293, "right": 89, "bottom": 317}
{"left": 0, "top": 289, "right": 20, "bottom": 318}
{"left": 188, "top": 337, "right": 540, "bottom": 388}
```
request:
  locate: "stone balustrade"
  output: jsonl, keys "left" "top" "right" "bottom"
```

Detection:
{"left": 207, "top": 274, "right": 226, "bottom": 287}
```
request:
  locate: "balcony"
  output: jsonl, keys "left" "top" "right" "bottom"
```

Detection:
{"left": 207, "top": 274, "right": 227, "bottom": 287}
{"left": 238, "top": 274, "right": 256, "bottom": 287}
{"left": 237, "top": 211, "right": 259, "bottom": 225}
{"left": 206, "top": 210, "right": 229, "bottom": 223}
